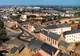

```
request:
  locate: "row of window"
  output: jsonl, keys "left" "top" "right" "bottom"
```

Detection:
{"left": 38, "top": 33, "right": 58, "bottom": 47}
{"left": 41, "top": 36, "right": 58, "bottom": 46}
{"left": 65, "top": 38, "right": 80, "bottom": 42}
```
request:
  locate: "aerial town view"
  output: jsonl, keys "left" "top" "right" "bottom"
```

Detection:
{"left": 0, "top": 0, "right": 80, "bottom": 56}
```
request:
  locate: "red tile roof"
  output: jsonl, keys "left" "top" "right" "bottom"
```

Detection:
{"left": 33, "top": 52, "right": 42, "bottom": 56}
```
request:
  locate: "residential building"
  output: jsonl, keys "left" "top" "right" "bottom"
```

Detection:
{"left": 23, "top": 24, "right": 35, "bottom": 33}
{"left": 60, "top": 13, "right": 74, "bottom": 17}
{"left": 35, "top": 30, "right": 60, "bottom": 48}
{"left": 33, "top": 52, "right": 42, "bottom": 56}
{"left": 29, "top": 39, "right": 60, "bottom": 56}
{"left": 63, "top": 29, "right": 80, "bottom": 43}
{"left": 39, "top": 43, "right": 60, "bottom": 56}
{"left": 8, "top": 44, "right": 32, "bottom": 56}
{"left": 45, "top": 24, "right": 71, "bottom": 35}
{"left": 20, "top": 15, "right": 27, "bottom": 21}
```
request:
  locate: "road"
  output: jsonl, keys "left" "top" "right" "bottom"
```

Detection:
{"left": 5, "top": 20, "right": 38, "bottom": 47}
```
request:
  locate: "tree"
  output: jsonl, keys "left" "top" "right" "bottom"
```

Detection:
{"left": 75, "top": 12, "right": 80, "bottom": 17}
{"left": 11, "top": 14, "right": 21, "bottom": 21}
{"left": 0, "top": 19, "right": 8, "bottom": 43}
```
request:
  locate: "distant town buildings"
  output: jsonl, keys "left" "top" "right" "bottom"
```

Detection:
{"left": 0, "top": 6, "right": 80, "bottom": 56}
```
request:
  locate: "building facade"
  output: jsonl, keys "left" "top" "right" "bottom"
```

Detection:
{"left": 35, "top": 30, "right": 60, "bottom": 48}
{"left": 64, "top": 29, "right": 80, "bottom": 43}
{"left": 45, "top": 24, "right": 71, "bottom": 35}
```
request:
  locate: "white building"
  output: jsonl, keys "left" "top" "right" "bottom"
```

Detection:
{"left": 20, "top": 15, "right": 27, "bottom": 21}
{"left": 45, "top": 24, "right": 71, "bottom": 35}
{"left": 60, "top": 13, "right": 74, "bottom": 17}
{"left": 64, "top": 29, "right": 80, "bottom": 43}
{"left": 2, "top": 15, "right": 8, "bottom": 19}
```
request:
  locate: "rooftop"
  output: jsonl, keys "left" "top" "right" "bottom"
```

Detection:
{"left": 29, "top": 39, "right": 43, "bottom": 51}
{"left": 61, "top": 53, "right": 70, "bottom": 56}
{"left": 33, "top": 52, "right": 42, "bottom": 56}
{"left": 59, "top": 40, "right": 69, "bottom": 48}
{"left": 46, "top": 24, "right": 70, "bottom": 29}
{"left": 10, "top": 47, "right": 18, "bottom": 54}
{"left": 63, "top": 29, "right": 80, "bottom": 35}
{"left": 41, "top": 43, "right": 58, "bottom": 55}
{"left": 40, "top": 30, "right": 60, "bottom": 40}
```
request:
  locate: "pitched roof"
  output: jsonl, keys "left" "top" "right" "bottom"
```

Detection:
{"left": 18, "top": 44, "right": 25, "bottom": 53}
{"left": 33, "top": 52, "right": 42, "bottom": 56}
{"left": 59, "top": 40, "right": 69, "bottom": 48}
{"left": 41, "top": 30, "right": 60, "bottom": 40}
{"left": 41, "top": 43, "right": 58, "bottom": 55}
{"left": 63, "top": 29, "right": 80, "bottom": 35}
{"left": 46, "top": 24, "right": 70, "bottom": 29}
{"left": 29, "top": 39, "right": 43, "bottom": 51}
{"left": 61, "top": 53, "right": 70, "bottom": 56}
{"left": 10, "top": 47, "right": 18, "bottom": 54}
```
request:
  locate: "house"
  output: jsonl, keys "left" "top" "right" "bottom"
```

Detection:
{"left": 20, "top": 15, "right": 27, "bottom": 21}
{"left": 8, "top": 47, "right": 19, "bottom": 56}
{"left": 45, "top": 24, "right": 71, "bottom": 35}
{"left": 8, "top": 44, "right": 32, "bottom": 56}
{"left": 59, "top": 40, "right": 71, "bottom": 53}
{"left": 22, "top": 24, "right": 35, "bottom": 33}
{"left": 60, "top": 13, "right": 74, "bottom": 17}
{"left": 39, "top": 43, "right": 60, "bottom": 56}
{"left": 35, "top": 30, "right": 60, "bottom": 48}
{"left": 29, "top": 39, "right": 60, "bottom": 56}
{"left": 29, "top": 39, "right": 43, "bottom": 52}
{"left": 59, "top": 40, "right": 70, "bottom": 49}
{"left": 63, "top": 29, "right": 80, "bottom": 43}
{"left": 33, "top": 52, "right": 42, "bottom": 56}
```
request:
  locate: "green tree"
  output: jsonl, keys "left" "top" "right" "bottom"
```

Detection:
{"left": 0, "top": 19, "right": 8, "bottom": 43}
{"left": 75, "top": 12, "right": 80, "bottom": 17}
{"left": 10, "top": 14, "right": 21, "bottom": 22}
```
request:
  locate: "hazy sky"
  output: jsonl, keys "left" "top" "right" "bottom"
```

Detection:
{"left": 0, "top": 0, "right": 80, "bottom": 6}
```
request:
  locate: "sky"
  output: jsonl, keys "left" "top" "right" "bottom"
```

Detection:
{"left": 0, "top": 0, "right": 80, "bottom": 6}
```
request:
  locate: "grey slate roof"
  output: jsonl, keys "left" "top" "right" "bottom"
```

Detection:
{"left": 63, "top": 29, "right": 80, "bottom": 35}
{"left": 59, "top": 40, "right": 69, "bottom": 48}
{"left": 40, "top": 30, "right": 60, "bottom": 40}
{"left": 46, "top": 24, "right": 70, "bottom": 29}
{"left": 41, "top": 43, "right": 58, "bottom": 55}
{"left": 29, "top": 39, "right": 43, "bottom": 51}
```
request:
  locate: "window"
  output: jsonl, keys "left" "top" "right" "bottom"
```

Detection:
{"left": 48, "top": 38, "right": 50, "bottom": 41}
{"left": 73, "top": 39, "right": 75, "bottom": 42}
{"left": 53, "top": 40, "right": 54, "bottom": 44}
